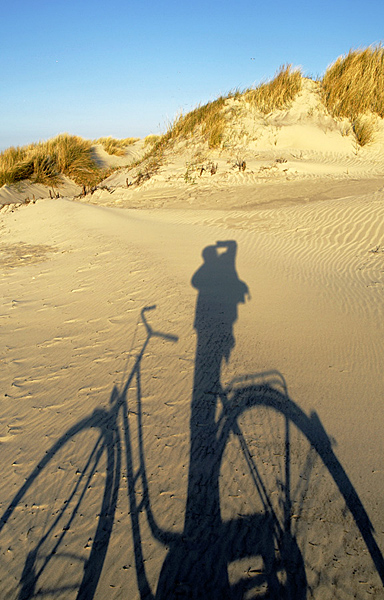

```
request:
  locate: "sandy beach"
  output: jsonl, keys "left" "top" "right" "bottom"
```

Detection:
{"left": 1, "top": 78, "right": 384, "bottom": 598}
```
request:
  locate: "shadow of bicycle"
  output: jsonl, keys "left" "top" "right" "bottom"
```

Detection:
{"left": 1, "top": 240, "right": 383, "bottom": 599}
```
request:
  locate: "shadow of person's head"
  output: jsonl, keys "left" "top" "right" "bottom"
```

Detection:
{"left": 202, "top": 244, "right": 219, "bottom": 263}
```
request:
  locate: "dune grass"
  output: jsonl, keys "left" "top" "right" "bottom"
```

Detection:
{"left": 0, "top": 134, "right": 106, "bottom": 188}
{"left": 351, "top": 116, "right": 376, "bottom": 147}
{"left": 321, "top": 45, "right": 384, "bottom": 146}
{"left": 95, "top": 136, "right": 139, "bottom": 156}
{"left": 144, "top": 134, "right": 161, "bottom": 147}
{"left": 321, "top": 45, "right": 384, "bottom": 121}
{"left": 142, "top": 65, "right": 302, "bottom": 156}
{"left": 130, "top": 66, "right": 303, "bottom": 176}
{"left": 152, "top": 65, "right": 302, "bottom": 152}
{"left": 3, "top": 49, "right": 383, "bottom": 190}
{"left": 245, "top": 64, "right": 302, "bottom": 113}
{"left": 127, "top": 99, "right": 228, "bottom": 182}
{"left": 169, "top": 96, "right": 228, "bottom": 149}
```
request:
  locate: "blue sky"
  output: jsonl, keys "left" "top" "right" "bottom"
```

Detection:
{"left": 1, "top": 0, "right": 383, "bottom": 150}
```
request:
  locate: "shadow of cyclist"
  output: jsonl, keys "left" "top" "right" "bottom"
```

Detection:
{"left": 154, "top": 239, "right": 384, "bottom": 599}
{"left": 157, "top": 241, "right": 285, "bottom": 600}
{"left": 186, "top": 240, "right": 249, "bottom": 531}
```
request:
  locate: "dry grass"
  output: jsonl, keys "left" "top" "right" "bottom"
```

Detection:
{"left": 129, "top": 99, "right": 228, "bottom": 183}
{"left": 131, "top": 66, "right": 302, "bottom": 161}
{"left": 144, "top": 134, "right": 161, "bottom": 147}
{"left": 0, "top": 144, "right": 58, "bottom": 186}
{"left": 170, "top": 96, "right": 227, "bottom": 148}
{"left": 127, "top": 132, "right": 170, "bottom": 176}
{"left": 131, "top": 68, "right": 302, "bottom": 174}
{"left": 245, "top": 64, "right": 302, "bottom": 113}
{"left": 321, "top": 46, "right": 384, "bottom": 120}
{"left": 352, "top": 116, "right": 375, "bottom": 147}
{"left": 95, "top": 136, "right": 139, "bottom": 156}
{"left": 133, "top": 157, "right": 160, "bottom": 185}
{"left": 0, "top": 134, "right": 104, "bottom": 187}
{"left": 9, "top": 50, "right": 380, "bottom": 191}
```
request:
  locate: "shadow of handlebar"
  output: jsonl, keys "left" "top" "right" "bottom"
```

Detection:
{"left": 141, "top": 305, "right": 179, "bottom": 343}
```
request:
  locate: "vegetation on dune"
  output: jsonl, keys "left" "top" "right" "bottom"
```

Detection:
{"left": 143, "top": 134, "right": 161, "bottom": 147}
{"left": 170, "top": 96, "right": 228, "bottom": 149}
{"left": 129, "top": 48, "right": 384, "bottom": 177}
{"left": 142, "top": 65, "right": 303, "bottom": 157}
{"left": 351, "top": 116, "right": 376, "bottom": 147}
{"left": 127, "top": 106, "right": 225, "bottom": 182}
{"left": 126, "top": 133, "right": 171, "bottom": 179}
{"left": 321, "top": 45, "right": 384, "bottom": 120}
{"left": 95, "top": 136, "right": 139, "bottom": 156}
{"left": 321, "top": 45, "right": 384, "bottom": 146}
{"left": 2, "top": 47, "right": 384, "bottom": 191}
{"left": 142, "top": 50, "right": 384, "bottom": 155}
{"left": 245, "top": 64, "right": 302, "bottom": 113}
{"left": 0, "top": 134, "right": 105, "bottom": 187}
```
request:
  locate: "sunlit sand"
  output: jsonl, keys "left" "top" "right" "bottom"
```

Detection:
{"left": 1, "top": 77, "right": 384, "bottom": 599}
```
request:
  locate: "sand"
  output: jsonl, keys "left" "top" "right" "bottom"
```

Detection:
{"left": 1, "top": 84, "right": 384, "bottom": 598}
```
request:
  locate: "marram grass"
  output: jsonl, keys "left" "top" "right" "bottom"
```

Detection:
{"left": 322, "top": 45, "right": 384, "bottom": 120}
{"left": 144, "top": 134, "right": 161, "bottom": 147}
{"left": 352, "top": 116, "right": 375, "bottom": 147}
{"left": 146, "top": 65, "right": 303, "bottom": 153}
{"left": 95, "top": 136, "right": 139, "bottom": 156}
{"left": 170, "top": 96, "right": 227, "bottom": 149}
{"left": 2, "top": 47, "right": 383, "bottom": 188}
{"left": 0, "top": 134, "right": 105, "bottom": 187}
{"left": 245, "top": 64, "right": 302, "bottom": 113}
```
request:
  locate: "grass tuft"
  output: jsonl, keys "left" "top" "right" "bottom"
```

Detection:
{"left": 133, "top": 67, "right": 301, "bottom": 158}
{"left": 95, "top": 136, "right": 139, "bottom": 156}
{"left": 245, "top": 64, "right": 302, "bottom": 113}
{"left": 321, "top": 45, "right": 384, "bottom": 120}
{"left": 144, "top": 134, "right": 161, "bottom": 147}
{"left": 0, "top": 134, "right": 105, "bottom": 187}
{"left": 170, "top": 96, "right": 227, "bottom": 148}
{"left": 352, "top": 116, "right": 375, "bottom": 147}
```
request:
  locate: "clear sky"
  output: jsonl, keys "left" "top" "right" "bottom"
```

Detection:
{"left": 1, "top": 0, "right": 383, "bottom": 150}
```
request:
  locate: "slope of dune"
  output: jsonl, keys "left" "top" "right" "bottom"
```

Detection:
{"left": 90, "top": 139, "right": 147, "bottom": 169}
{"left": 83, "top": 79, "right": 384, "bottom": 210}
{"left": 2, "top": 79, "right": 384, "bottom": 209}
{"left": 0, "top": 139, "right": 147, "bottom": 207}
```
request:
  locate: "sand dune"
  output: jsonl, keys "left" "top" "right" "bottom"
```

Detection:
{"left": 91, "top": 139, "right": 147, "bottom": 169}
